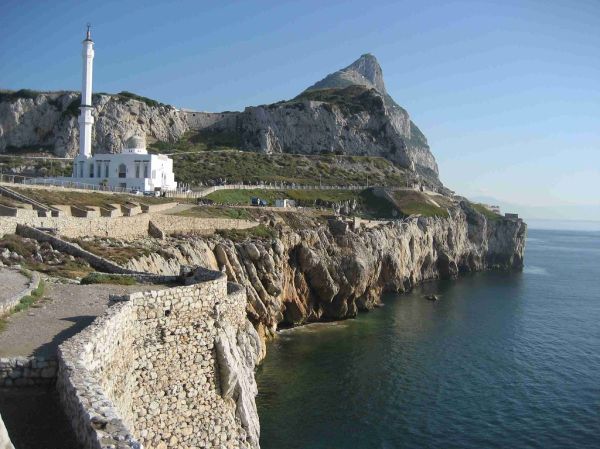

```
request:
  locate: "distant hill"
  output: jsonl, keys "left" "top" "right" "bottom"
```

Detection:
{"left": 0, "top": 54, "right": 440, "bottom": 183}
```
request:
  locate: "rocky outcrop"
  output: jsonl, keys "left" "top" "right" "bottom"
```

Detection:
{"left": 124, "top": 202, "right": 526, "bottom": 336}
{"left": 223, "top": 54, "right": 438, "bottom": 178}
{"left": 215, "top": 319, "right": 262, "bottom": 447}
{"left": 0, "top": 92, "right": 187, "bottom": 156}
{"left": 230, "top": 86, "right": 437, "bottom": 177}
{"left": 0, "top": 54, "right": 440, "bottom": 181}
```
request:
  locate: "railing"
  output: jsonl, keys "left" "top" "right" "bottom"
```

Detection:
{"left": 0, "top": 174, "right": 443, "bottom": 199}
{"left": 0, "top": 174, "right": 190, "bottom": 196}
{"left": 0, "top": 173, "right": 125, "bottom": 192}
{"left": 164, "top": 182, "right": 439, "bottom": 199}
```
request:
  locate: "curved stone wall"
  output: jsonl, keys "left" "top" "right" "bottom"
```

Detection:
{"left": 57, "top": 268, "right": 260, "bottom": 449}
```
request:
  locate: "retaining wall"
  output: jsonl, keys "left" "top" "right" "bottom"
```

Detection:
{"left": 0, "top": 271, "right": 41, "bottom": 318}
{"left": 57, "top": 269, "right": 259, "bottom": 449}
{"left": 0, "top": 356, "right": 57, "bottom": 387}
{"left": 0, "top": 214, "right": 258, "bottom": 240}
{"left": 140, "top": 202, "right": 178, "bottom": 213}
{"left": 0, "top": 204, "right": 38, "bottom": 219}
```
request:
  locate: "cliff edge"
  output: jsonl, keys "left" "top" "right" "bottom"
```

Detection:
{"left": 122, "top": 202, "right": 526, "bottom": 337}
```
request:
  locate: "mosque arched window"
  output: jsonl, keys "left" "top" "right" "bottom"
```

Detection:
{"left": 118, "top": 164, "right": 127, "bottom": 178}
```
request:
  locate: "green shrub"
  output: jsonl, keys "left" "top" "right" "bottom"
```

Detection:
{"left": 0, "top": 89, "right": 41, "bottom": 102}
{"left": 216, "top": 224, "right": 277, "bottom": 241}
{"left": 117, "top": 91, "right": 167, "bottom": 108}
{"left": 12, "top": 279, "right": 45, "bottom": 313}
{"left": 81, "top": 273, "right": 137, "bottom": 285}
{"left": 471, "top": 203, "right": 501, "bottom": 221}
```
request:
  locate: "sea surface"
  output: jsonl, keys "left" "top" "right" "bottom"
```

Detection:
{"left": 256, "top": 228, "right": 600, "bottom": 449}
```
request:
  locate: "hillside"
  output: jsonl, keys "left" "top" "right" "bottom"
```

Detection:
{"left": 0, "top": 54, "right": 441, "bottom": 184}
{"left": 0, "top": 89, "right": 186, "bottom": 157}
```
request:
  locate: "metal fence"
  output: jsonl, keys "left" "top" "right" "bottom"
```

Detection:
{"left": 0, "top": 173, "right": 442, "bottom": 199}
{"left": 163, "top": 182, "right": 441, "bottom": 199}
{"left": 164, "top": 183, "right": 386, "bottom": 199}
{"left": 0, "top": 174, "right": 192, "bottom": 196}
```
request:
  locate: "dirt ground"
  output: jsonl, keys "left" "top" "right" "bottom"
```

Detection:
{"left": 0, "top": 278, "right": 167, "bottom": 357}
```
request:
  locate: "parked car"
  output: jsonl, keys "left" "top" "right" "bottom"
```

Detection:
{"left": 251, "top": 197, "right": 267, "bottom": 207}
{"left": 143, "top": 190, "right": 160, "bottom": 197}
{"left": 131, "top": 189, "right": 143, "bottom": 196}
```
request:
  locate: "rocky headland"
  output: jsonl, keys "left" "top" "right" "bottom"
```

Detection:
{"left": 118, "top": 201, "right": 526, "bottom": 345}
{"left": 0, "top": 52, "right": 528, "bottom": 449}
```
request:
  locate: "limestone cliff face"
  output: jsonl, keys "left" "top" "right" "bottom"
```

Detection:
{"left": 0, "top": 92, "right": 187, "bottom": 156}
{"left": 125, "top": 203, "right": 526, "bottom": 336}
{"left": 228, "top": 54, "right": 439, "bottom": 177}
{"left": 0, "top": 54, "right": 439, "bottom": 180}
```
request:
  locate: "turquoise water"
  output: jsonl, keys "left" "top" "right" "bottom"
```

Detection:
{"left": 256, "top": 229, "right": 600, "bottom": 449}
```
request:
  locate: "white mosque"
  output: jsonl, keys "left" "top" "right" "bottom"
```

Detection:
{"left": 70, "top": 26, "right": 177, "bottom": 193}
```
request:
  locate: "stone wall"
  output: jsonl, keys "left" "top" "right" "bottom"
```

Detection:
{"left": 140, "top": 202, "right": 178, "bottom": 213}
{"left": 0, "top": 356, "right": 57, "bottom": 387}
{"left": 0, "top": 270, "right": 40, "bottom": 318}
{"left": 57, "top": 268, "right": 260, "bottom": 449}
{"left": 0, "top": 213, "right": 258, "bottom": 239}
{"left": 182, "top": 111, "right": 237, "bottom": 131}
{"left": 0, "top": 204, "right": 38, "bottom": 219}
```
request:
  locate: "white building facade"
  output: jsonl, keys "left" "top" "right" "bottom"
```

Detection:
{"left": 70, "top": 26, "right": 177, "bottom": 192}
{"left": 72, "top": 136, "right": 176, "bottom": 192}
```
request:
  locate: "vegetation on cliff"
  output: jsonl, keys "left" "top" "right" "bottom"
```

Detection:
{"left": 204, "top": 188, "right": 452, "bottom": 219}
{"left": 147, "top": 134, "right": 415, "bottom": 187}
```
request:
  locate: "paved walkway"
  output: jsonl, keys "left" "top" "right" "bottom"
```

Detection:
{"left": 0, "top": 269, "right": 29, "bottom": 310}
{"left": 0, "top": 280, "right": 167, "bottom": 358}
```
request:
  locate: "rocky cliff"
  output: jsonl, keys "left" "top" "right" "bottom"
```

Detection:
{"left": 123, "top": 202, "right": 526, "bottom": 338}
{"left": 225, "top": 54, "right": 438, "bottom": 178}
{"left": 0, "top": 90, "right": 187, "bottom": 157}
{"left": 0, "top": 54, "right": 439, "bottom": 180}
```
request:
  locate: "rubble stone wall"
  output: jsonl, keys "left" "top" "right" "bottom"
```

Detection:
{"left": 0, "top": 213, "right": 258, "bottom": 239}
{"left": 57, "top": 268, "right": 260, "bottom": 449}
{"left": 0, "top": 355, "right": 57, "bottom": 387}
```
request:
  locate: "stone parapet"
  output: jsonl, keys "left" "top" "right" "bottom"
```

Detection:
{"left": 57, "top": 267, "right": 260, "bottom": 449}
{"left": 0, "top": 204, "right": 38, "bottom": 219}
{"left": 0, "top": 212, "right": 258, "bottom": 239}
{"left": 0, "top": 356, "right": 58, "bottom": 387}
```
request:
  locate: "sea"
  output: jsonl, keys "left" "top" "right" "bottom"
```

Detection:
{"left": 256, "top": 227, "right": 600, "bottom": 449}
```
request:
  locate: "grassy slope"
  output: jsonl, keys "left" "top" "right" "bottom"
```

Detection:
{"left": 154, "top": 146, "right": 410, "bottom": 188}
{"left": 174, "top": 206, "right": 255, "bottom": 220}
{"left": 206, "top": 189, "right": 358, "bottom": 207}
{"left": 205, "top": 188, "right": 453, "bottom": 219}
{"left": 471, "top": 203, "right": 502, "bottom": 221}
{"left": 0, "top": 234, "right": 93, "bottom": 279}
{"left": 388, "top": 191, "right": 451, "bottom": 218}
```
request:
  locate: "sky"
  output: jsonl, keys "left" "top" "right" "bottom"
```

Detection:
{"left": 1, "top": 0, "right": 599, "bottom": 221}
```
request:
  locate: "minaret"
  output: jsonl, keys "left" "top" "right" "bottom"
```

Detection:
{"left": 78, "top": 24, "right": 94, "bottom": 157}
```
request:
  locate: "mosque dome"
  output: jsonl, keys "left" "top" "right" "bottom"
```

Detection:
{"left": 125, "top": 135, "right": 146, "bottom": 149}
